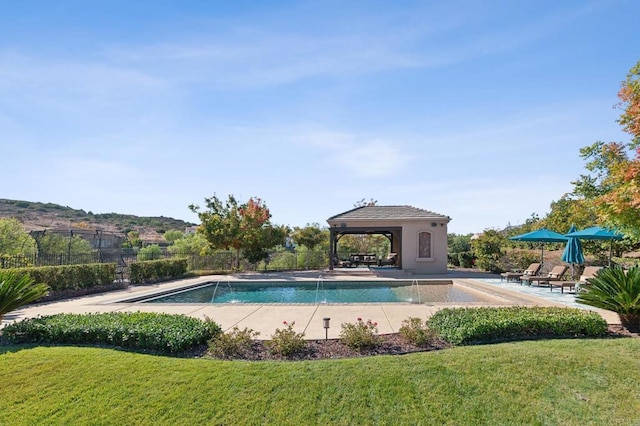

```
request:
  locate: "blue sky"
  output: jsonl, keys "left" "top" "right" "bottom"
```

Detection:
{"left": 2, "top": 1, "right": 639, "bottom": 234}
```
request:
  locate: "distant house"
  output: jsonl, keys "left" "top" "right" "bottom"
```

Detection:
{"left": 327, "top": 205, "right": 451, "bottom": 274}
{"left": 185, "top": 226, "right": 199, "bottom": 235}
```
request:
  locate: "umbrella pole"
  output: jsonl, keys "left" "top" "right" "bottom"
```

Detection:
{"left": 571, "top": 263, "right": 574, "bottom": 279}
{"left": 609, "top": 241, "right": 613, "bottom": 267}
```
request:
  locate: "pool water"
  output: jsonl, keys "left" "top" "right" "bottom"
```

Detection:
{"left": 140, "top": 280, "right": 490, "bottom": 304}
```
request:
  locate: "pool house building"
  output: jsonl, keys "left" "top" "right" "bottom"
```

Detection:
{"left": 327, "top": 205, "right": 451, "bottom": 274}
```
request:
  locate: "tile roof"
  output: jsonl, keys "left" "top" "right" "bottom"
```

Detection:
{"left": 327, "top": 205, "right": 450, "bottom": 221}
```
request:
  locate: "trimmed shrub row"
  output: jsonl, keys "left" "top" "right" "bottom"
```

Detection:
{"left": 9, "top": 263, "right": 117, "bottom": 295}
{"left": 129, "top": 258, "right": 188, "bottom": 284}
{"left": 427, "top": 306, "right": 608, "bottom": 345}
{"left": 2, "top": 312, "right": 222, "bottom": 355}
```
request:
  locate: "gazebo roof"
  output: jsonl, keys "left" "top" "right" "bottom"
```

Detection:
{"left": 327, "top": 205, "right": 450, "bottom": 222}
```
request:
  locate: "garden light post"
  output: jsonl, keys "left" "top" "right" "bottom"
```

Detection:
{"left": 323, "top": 317, "right": 330, "bottom": 341}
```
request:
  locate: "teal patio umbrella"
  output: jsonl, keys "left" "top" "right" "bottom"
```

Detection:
{"left": 509, "top": 228, "right": 569, "bottom": 264}
{"left": 561, "top": 225, "right": 585, "bottom": 278}
{"left": 565, "top": 226, "right": 624, "bottom": 266}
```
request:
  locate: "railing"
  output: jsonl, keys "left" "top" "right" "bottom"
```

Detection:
{"left": 0, "top": 247, "right": 329, "bottom": 272}
{"left": 1, "top": 252, "right": 103, "bottom": 269}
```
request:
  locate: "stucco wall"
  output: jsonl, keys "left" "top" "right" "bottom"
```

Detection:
{"left": 400, "top": 220, "right": 449, "bottom": 274}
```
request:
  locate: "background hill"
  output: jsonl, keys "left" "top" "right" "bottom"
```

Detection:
{"left": 0, "top": 199, "right": 195, "bottom": 243}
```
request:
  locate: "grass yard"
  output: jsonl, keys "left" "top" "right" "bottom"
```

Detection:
{"left": 2, "top": 338, "right": 640, "bottom": 425}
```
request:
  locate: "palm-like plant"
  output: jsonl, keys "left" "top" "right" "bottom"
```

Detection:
{"left": 0, "top": 271, "right": 49, "bottom": 323}
{"left": 576, "top": 266, "right": 640, "bottom": 332}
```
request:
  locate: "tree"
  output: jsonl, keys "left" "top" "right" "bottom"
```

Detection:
{"left": 504, "top": 213, "right": 543, "bottom": 241}
{"left": 137, "top": 244, "right": 162, "bottom": 261}
{"left": 447, "top": 233, "right": 473, "bottom": 267}
{"left": 337, "top": 234, "right": 389, "bottom": 259}
{"left": 38, "top": 233, "right": 92, "bottom": 256}
{"left": 616, "top": 60, "right": 640, "bottom": 145}
{"left": 164, "top": 229, "right": 185, "bottom": 244}
{"left": 541, "top": 195, "right": 596, "bottom": 234}
{"left": 0, "top": 271, "right": 49, "bottom": 323}
{"left": 167, "top": 233, "right": 211, "bottom": 256}
{"left": 471, "top": 229, "right": 506, "bottom": 272}
{"left": 189, "top": 195, "right": 286, "bottom": 269}
{"left": 292, "top": 224, "right": 326, "bottom": 269}
{"left": 570, "top": 60, "right": 640, "bottom": 237}
{"left": 572, "top": 140, "right": 640, "bottom": 237}
{"left": 354, "top": 198, "right": 378, "bottom": 207}
{"left": 540, "top": 194, "right": 624, "bottom": 259}
{"left": 122, "top": 231, "right": 143, "bottom": 249}
{"left": 243, "top": 225, "right": 288, "bottom": 265}
{"left": 0, "top": 218, "right": 36, "bottom": 256}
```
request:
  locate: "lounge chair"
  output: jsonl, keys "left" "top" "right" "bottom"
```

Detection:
{"left": 521, "top": 265, "right": 568, "bottom": 286}
{"left": 550, "top": 266, "right": 603, "bottom": 293}
{"left": 500, "top": 263, "right": 542, "bottom": 283}
{"left": 575, "top": 266, "right": 604, "bottom": 292}
{"left": 549, "top": 280, "right": 577, "bottom": 293}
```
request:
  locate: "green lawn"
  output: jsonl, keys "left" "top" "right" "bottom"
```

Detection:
{"left": 2, "top": 339, "right": 640, "bottom": 425}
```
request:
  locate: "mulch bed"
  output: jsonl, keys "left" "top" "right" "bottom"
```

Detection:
{"left": 201, "top": 325, "right": 637, "bottom": 362}
{"left": 607, "top": 324, "right": 638, "bottom": 337}
{"left": 203, "top": 334, "right": 452, "bottom": 361}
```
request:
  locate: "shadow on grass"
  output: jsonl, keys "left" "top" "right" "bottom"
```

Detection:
{"left": 0, "top": 338, "right": 39, "bottom": 355}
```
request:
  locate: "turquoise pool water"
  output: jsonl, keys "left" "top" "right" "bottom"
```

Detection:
{"left": 139, "top": 280, "right": 489, "bottom": 304}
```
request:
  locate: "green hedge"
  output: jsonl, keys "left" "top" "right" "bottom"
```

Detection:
{"left": 9, "top": 263, "right": 117, "bottom": 294}
{"left": 427, "top": 307, "right": 608, "bottom": 345}
{"left": 129, "top": 258, "right": 188, "bottom": 284}
{"left": 2, "top": 312, "right": 222, "bottom": 355}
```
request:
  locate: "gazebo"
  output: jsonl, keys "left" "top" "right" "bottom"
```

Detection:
{"left": 327, "top": 205, "right": 451, "bottom": 274}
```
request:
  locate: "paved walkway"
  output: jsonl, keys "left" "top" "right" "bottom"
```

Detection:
{"left": 2, "top": 269, "right": 620, "bottom": 340}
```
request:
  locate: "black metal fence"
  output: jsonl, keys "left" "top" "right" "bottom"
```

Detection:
{"left": 1, "top": 247, "right": 328, "bottom": 272}
{"left": 1, "top": 252, "right": 102, "bottom": 269}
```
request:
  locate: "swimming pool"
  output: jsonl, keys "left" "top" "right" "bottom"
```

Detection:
{"left": 134, "top": 280, "right": 494, "bottom": 304}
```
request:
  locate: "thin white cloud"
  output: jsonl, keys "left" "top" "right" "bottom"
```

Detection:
{"left": 337, "top": 140, "right": 409, "bottom": 177}
{"left": 0, "top": 51, "right": 164, "bottom": 94}
{"left": 300, "top": 129, "right": 411, "bottom": 177}
{"left": 0, "top": 2, "right": 606, "bottom": 98}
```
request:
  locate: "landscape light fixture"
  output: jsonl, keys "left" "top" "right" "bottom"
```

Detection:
{"left": 323, "top": 317, "right": 331, "bottom": 341}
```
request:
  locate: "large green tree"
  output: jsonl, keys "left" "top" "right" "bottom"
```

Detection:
{"left": 292, "top": 224, "right": 326, "bottom": 269}
{"left": 471, "top": 229, "right": 506, "bottom": 272}
{"left": 0, "top": 218, "right": 36, "bottom": 256}
{"left": 189, "top": 195, "right": 287, "bottom": 269}
{"left": 163, "top": 229, "right": 185, "bottom": 244}
{"left": 541, "top": 196, "right": 596, "bottom": 234}
{"left": 167, "top": 233, "right": 211, "bottom": 256}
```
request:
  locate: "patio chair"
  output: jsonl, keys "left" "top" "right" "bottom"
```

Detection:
{"left": 550, "top": 265, "right": 603, "bottom": 293}
{"left": 575, "top": 266, "right": 604, "bottom": 292}
{"left": 500, "top": 263, "right": 542, "bottom": 283}
{"left": 378, "top": 252, "right": 398, "bottom": 266}
{"left": 521, "top": 265, "right": 568, "bottom": 286}
{"left": 333, "top": 256, "right": 352, "bottom": 268}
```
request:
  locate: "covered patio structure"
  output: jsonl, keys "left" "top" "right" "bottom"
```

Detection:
{"left": 327, "top": 205, "right": 451, "bottom": 274}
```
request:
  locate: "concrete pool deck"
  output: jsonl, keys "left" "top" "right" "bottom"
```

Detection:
{"left": 1, "top": 268, "right": 620, "bottom": 340}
